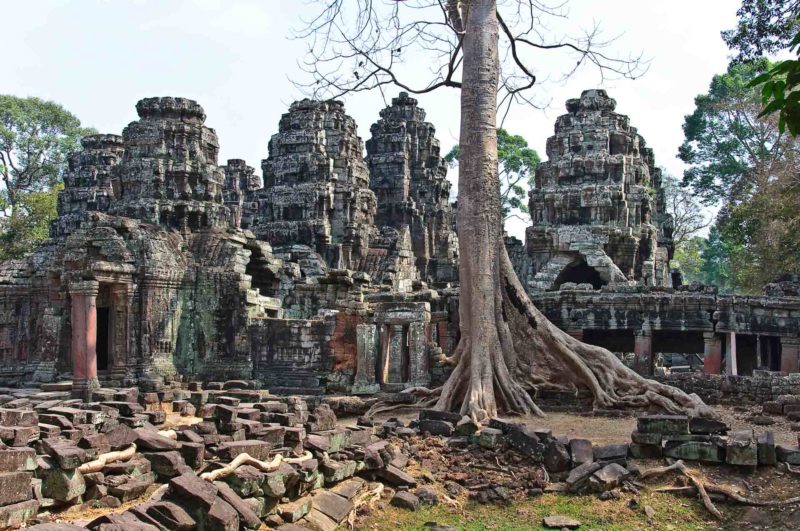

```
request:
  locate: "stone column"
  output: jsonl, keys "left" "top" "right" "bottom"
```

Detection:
{"left": 388, "top": 324, "right": 405, "bottom": 383}
{"left": 108, "top": 284, "right": 131, "bottom": 383}
{"left": 70, "top": 281, "right": 100, "bottom": 398}
{"left": 634, "top": 327, "right": 653, "bottom": 376}
{"left": 378, "top": 324, "right": 391, "bottom": 385}
{"left": 725, "top": 332, "right": 738, "bottom": 376}
{"left": 353, "top": 324, "right": 380, "bottom": 394}
{"left": 780, "top": 336, "right": 800, "bottom": 374}
{"left": 703, "top": 332, "right": 723, "bottom": 375}
{"left": 408, "top": 322, "right": 430, "bottom": 386}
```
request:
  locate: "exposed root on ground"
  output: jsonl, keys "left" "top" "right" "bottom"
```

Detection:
{"left": 78, "top": 443, "right": 137, "bottom": 474}
{"left": 641, "top": 459, "right": 800, "bottom": 519}
{"left": 347, "top": 483, "right": 384, "bottom": 529}
{"left": 200, "top": 451, "right": 313, "bottom": 481}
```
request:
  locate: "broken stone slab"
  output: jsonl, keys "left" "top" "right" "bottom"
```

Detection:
{"left": 134, "top": 427, "right": 178, "bottom": 451}
{"left": 205, "top": 497, "right": 239, "bottom": 531}
{"left": 0, "top": 409, "right": 38, "bottom": 427}
{"left": 637, "top": 415, "right": 689, "bottom": 435}
{"left": 776, "top": 445, "right": 800, "bottom": 465}
{"left": 278, "top": 496, "right": 312, "bottom": 523}
{"left": 418, "top": 419, "right": 454, "bottom": 437}
{"left": 0, "top": 499, "right": 40, "bottom": 529}
{"left": 214, "top": 481, "right": 262, "bottom": 530}
{"left": 107, "top": 472, "right": 157, "bottom": 502}
{"left": 0, "top": 471, "right": 33, "bottom": 505}
{"left": 103, "top": 456, "right": 152, "bottom": 476}
{"left": 142, "top": 451, "right": 191, "bottom": 479}
{"left": 543, "top": 515, "right": 581, "bottom": 529}
{"left": 42, "top": 466, "right": 85, "bottom": 503}
{"left": 663, "top": 442, "right": 724, "bottom": 463}
{"left": 420, "top": 409, "right": 463, "bottom": 424}
{"left": 225, "top": 465, "right": 266, "bottom": 498}
{"left": 593, "top": 443, "right": 629, "bottom": 462}
{"left": 569, "top": 438, "right": 593, "bottom": 466}
{"left": 629, "top": 443, "right": 662, "bottom": 459}
{"left": 303, "top": 507, "right": 338, "bottom": 531}
{"left": 566, "top": 461, "right": 602, "bottom": 493}
{"left": 217, "top": 439, "right": 272, "bottom": 461}
{"left": 313, "top": 489, "right": 354, "bottom": 523}
{"left": 0, "top": 446, "right": 36, "bottom": 472}
{"left": 689, "top": 417, "right": 728, "bottom": 435}
{"left": 329, "top": 477, "right": 366, "bottom": 500}
{"left": 631, "top": 431, "right": 662, "bottom": 445}
{"left": 544, "top": 439, "right": 571, "bottom": 473}
{"left": 376, "top": 464, "right": 417, "bottom": 487}
{"left": 590, "top": 463, "right": 630, "bottom": 492}
{"left": 145, "top": 500, "right": 197, "bottom": 530}
{"left": 504, "top": 425, "right": 545, "bottom": 460}
{"left": 726, "top": 430, "right": 757, "bottom": 467}
{"left": 42, "top": 439, "right": 88, "bottom": 469}
{"left": 391, "top": 490, "right": 420, "bottom": 511}
{"left": 757, "top": 432, "right": 777, "bottom": 466}
{"left": 169, "top": 471, "right": 219, "bottom": 512}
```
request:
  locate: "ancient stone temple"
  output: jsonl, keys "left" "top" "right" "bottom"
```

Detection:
{"left": 511, "top": 89, "right": 800, "bottom": 381}
{"left": 245, "top": 99, "right": 377, "bottom": 271}
{"left": 525, "top": 89, "right": 673, "bottom": 291}
{"left": 0, "top": 95, "right": 459, "bottom": 398}
{"left": 366, "top": 92, "right": 459, "bottom": 284}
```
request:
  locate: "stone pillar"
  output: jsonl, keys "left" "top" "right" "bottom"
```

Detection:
{"left": 634, "top": 328, "right": 653, "bottom": 376}
{"left": 725, "top": 332, "right": 738, "bottom": 376}
{"left": 703, "top": 332, "right": 723, "bottom": 375}
{"left": 378, "top": 324, "right": 391, "bottom": 385}
{"left": 388, "top": 324, "right": 405, "bottom": 383}
{"left": 70, "top": 281, "right": 100, "bottom": 398}
{"left": 108, "top": 284, "right": 131, "bottom": 383}
{"left": 780, "top": 336, "right": 800, "bottom": 374}
{"left": 408, "top": 322, "right": 430, "bottom": 386}
{"left": 353, "top": 324, "right": 380, "bottom": 394}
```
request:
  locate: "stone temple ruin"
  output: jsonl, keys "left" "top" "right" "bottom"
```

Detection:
{"left": 0, "top": 89, "right": 797, "bottom": 402}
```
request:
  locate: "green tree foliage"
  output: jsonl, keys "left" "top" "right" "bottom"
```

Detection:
{"left": 722, "top": 0, "right": 800, "bottom": 61}
{"left": 700, "top": 226, "right": 734, "bottom": 292}
{"left": 678, "top": 59, "right": 780, "bottom": 206}
{"left": 0, "top": 95, "right": 93, "bottom": 258}
{"left": 445, "top": 128, "right": 540, "bottom": 224}
{"left": 662, "top": 172, "right": 709, "bottom": 246}
{"left": 748, "top": 21, "right": 800, "bottom": 136}
{"left": 672, "top": 236, "right": 705, "bottom": 285}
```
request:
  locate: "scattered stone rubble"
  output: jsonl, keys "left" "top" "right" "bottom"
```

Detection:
{"left": 0, "top": 381, "right": 795, "bottom": 529}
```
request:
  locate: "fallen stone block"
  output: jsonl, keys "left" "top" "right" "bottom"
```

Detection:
{"left": 217, "top": 439, "right": 272, "bottom": 461}
{"left": 637, "top": 415, "right": 689, "bottom": 435}
{"left": 0, "top": 446, "right": 36, "bottom": 472}
{"left": 135, "top": 427, "right": 179, "bottom": 451}
{"left": 419, "top": 409, "right": 463, "bottom": 424}
{"left": 0, "top": 471, "right": 33, "bottom": 505}
{"left": 593, "top": 443, "right": 629, "bottom": 462}
{"left": 776, "top": 445, "right": 800, "bottom": 465}
{"left": 376, "top": 464, "right": 417, "bottom": 487}
{"left": 0, "top": 499, "right": 40, "bottom": 529}
{"left": 107, "top": 472, "right": 157, "bottom": 502}
{"left": 146, "top": 500, "right": 196, "bottom": 530}
{"left": 590, "top": 463, "right": 630, "bottom": 492}
{"left": 214, "top": 481, "right": 262, "bottom": 530}
{"left": 726, "top": 430, "right": 757, "bottom": 467}
{"left": 390, "top": 490, "right": 420, "bottom": 511}
{"left": 663, "top": 442, "right": 724, "bottom": 463}
{"left": 42, "top": 467, "right": 86, "bottom": 503}
{"left": 544, "top": 439, "right": 571, "bottom": 473}
{"left": 418, "top": 419, "right": 454, "bottom": 437}
{"left": 142, "top": 451, "right": 191, "bottom": 479}
{"left": 566, "top": 461, "right": 602, "bottom": 493}
{"left": 169, "top": 471, "right": 219, "bottom": 511}
{"left": 205, "top": 497, "right": 239, "bottom": 531}
{"left": 569, "top": 438, "right": 593, "bottom": 466}
{"left": 278, "top": 496, "right": 312, "bottom": 523}
{"left": 757, "top": 432, "right": 776, "bottom": 466}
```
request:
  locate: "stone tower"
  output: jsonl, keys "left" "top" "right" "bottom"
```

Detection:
{"left": 526, "top": 89, "right": 674, "bottom": 291}
{"left": 109, "top": 97, "right": 231, "bottom": 231}
{"left": 366, "top": 92, "right": 459, "bottom": 284}
{"left": 52, "top": 134, "right": 125, "bottom": 238}
{"left": 245, "top": 99, "right": 377, "bottom": 271}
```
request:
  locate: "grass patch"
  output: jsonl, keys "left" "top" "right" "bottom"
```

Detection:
{"left": 360, "top": 491, "right": 719, "bottom": 531}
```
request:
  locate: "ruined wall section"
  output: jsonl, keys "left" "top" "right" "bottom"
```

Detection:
{"left": 110, "top": 97, "right": 231, "bottom": 231}
{"left": 52, "top": 134, "right": 125, "bottom": 238}
{"left": 525, "top": 89, "right": 674, "bottom": 292}
{"left": 245, "top": 100, "right": 376, "bottom": 271}
{"left": 366, "top": 92, "right": 459, "bottom": 285}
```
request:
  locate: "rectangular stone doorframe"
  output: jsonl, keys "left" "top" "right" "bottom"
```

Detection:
{"left": 108, "top": 283, "right": 134, "bottom": 384}
{"left": 69, "top": 280, "right": 100, "bottom": 398}
{"left": 781, "top": 336, "right": 800, "bottom": 374}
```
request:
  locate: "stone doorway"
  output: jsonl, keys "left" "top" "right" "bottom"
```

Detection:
{"left": 96, "top": 306, "right": 110, "bottom": 371}
{"left": 554, "top": 258, "right": 605, "bottom": 289}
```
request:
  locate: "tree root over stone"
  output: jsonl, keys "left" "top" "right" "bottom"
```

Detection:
{"left": 368, "top": 245, "right": 714, "bottom": 422}
{"left": 200, "top": 451, "right": 313, "bottom": 482}
{"left": 78, "top": 443, "right": 137, "bottom": 474}
{"left": 641, "top": 460, "right": 800, "bottom": 520}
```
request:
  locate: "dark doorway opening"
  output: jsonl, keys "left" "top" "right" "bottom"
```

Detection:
{"left": 583, "top": 329, "right": 635, "bottom": 352}
{"left": 736, "top": 334, "right": 758, "bottom": 376}
{"left": 97, "top": 307, "right": 110, "bottom": 371}
{"left": 554, "top": 258, "right": 605, "bottom": 289}
{"left": 653, "top": 330, "right": 705, "bottom": 370}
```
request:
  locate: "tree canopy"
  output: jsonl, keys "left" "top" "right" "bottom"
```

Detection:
{"left": 0, "top": 95, "right": 93, "bottom": 258}
{"left": 722, "top": 0, "right": 800, "bottom": 62}
{"left": 445, "top": 128, "right": 540, "bottom": 224}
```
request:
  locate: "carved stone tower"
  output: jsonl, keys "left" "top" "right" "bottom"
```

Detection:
{"left": 526, "top": 89, "right": 674, "bottom": 290}
{"left": 246, "top": 99, "right": 377, "bottom": 270}
{"left": 366, "top": 92, "right": 459, "bottom": 284}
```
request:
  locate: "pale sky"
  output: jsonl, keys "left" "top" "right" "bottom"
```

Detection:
{"left": 4, "top": 0, "right": 740, "bottom": 238}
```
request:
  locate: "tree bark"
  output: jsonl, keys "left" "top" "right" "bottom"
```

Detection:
{"left": 437, "top": 0, "right": 711, "bottom": 421}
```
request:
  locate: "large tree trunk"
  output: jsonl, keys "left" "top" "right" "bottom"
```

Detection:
{"left": 436, "top": 0, "right": 710, "bottom": 422}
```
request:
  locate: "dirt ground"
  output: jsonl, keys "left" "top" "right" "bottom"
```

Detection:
{"left": 357, "top": 403, "right": 799, "bottom": 447}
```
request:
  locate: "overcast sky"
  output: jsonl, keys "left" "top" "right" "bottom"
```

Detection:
{"left": 5, "top": 0, "right": 740, "bottom": 238}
